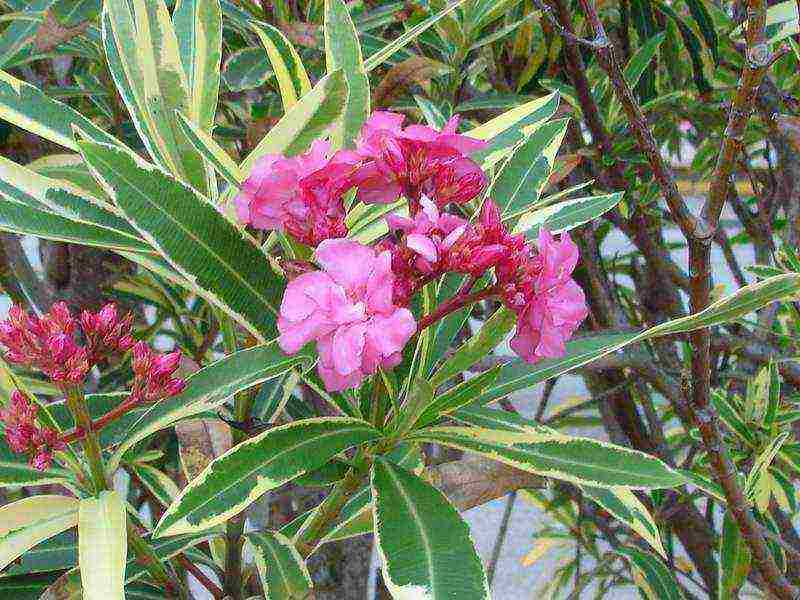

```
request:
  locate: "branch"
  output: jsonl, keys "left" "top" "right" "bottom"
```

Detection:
{"left": 575, "top": 0, "right": 700, "bottom": 241}
{"left": 704, "top": 7, "right": 776, "bottom": 231}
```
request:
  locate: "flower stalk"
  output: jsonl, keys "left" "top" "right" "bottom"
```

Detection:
{"left": 295, "top": 464, "right": 367, "bottom": 558}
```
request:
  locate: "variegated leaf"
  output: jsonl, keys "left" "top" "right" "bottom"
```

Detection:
{"left": 372, "top": 458, "right": 490, "bottom": 600}
{"left": 154, "top": 418, "right": 382, "bottom": 537}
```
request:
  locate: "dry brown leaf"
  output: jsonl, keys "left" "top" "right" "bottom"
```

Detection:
{"left": 372, "top": 56, "right": 451, "bottom": 108}
{"left": 175, "top": 418, "right": 233, "bottom": 482}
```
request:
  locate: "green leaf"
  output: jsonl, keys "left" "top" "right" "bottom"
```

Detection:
{"left": 78, "top": 140, "right": 284, "bottom": 340}
{"left": 26, "top": 153, "right": 106, "bottom": 199}
{"left": 241, "top": 70, "right": 347, "bottom": 175}
{"left": 154, "top": 417, "right": 382, "bottom": 537}
{"left": 325, "top": 0, "right": 369, "bottom": 148}
{"left": 246, "top": 532, "right": 313, "bottom": 599}
{"left": 618, "top": 547, "right": 684, "bottom": 600}
{"left": 0, "top": 529, "right": 77, "bottom": 577}
{"left": 765, "top": 359, "right": 781, "bottom": 428}
{"left": 250, "top": 20, "right": 311, "bottom": 111}
{"left": 606, "top": 33, "right": 665, "bottom": 126}
{"left": 223, "top": 47, "right": 273, "bottom": 92}
{"left": 711, "top": 391, "right": 755, "bottom": 444}
{"left": 511, "top": 192, "right": 623, "bottom": 238}
{"left": 580, "top": 486, "right": 665, "bottom": 557}
{"left": 490, "top": 119, "right": 569, "bottom": 221}
{"left": 450, "top": 405, "right": 551, "bottom": 434}
{"left": 430, "top": 307, "right": 516, "bottom": 389}
{"left": 745, "top": 432, "right": 790, "bottom": 510}
{"left": 372, "top": 458, "right": 490, "bottom": 600}
{"left": 475, "top": 273, "right": 800, "bottom": 405}
{"left": 403, "top": 282, "right": 436, "bottom": 392}
{"left": 0, "top": 495, "right": 78, "bottom": 572}
{"left": 109, "top": 342, "right": 314, "bottom": 469}
{"left": 415, "top": 367, "right": 502, "bottom": 429}
{"left": 0, "top": 154, "right": 147, "bottom": 250}
{"left": 38, "top": 532, "right": 214, "bottom": 600}
{"left": 78, "top": 491, "right": 126, "bottom": 600}
{"left": 0, "top": 457, "right": 71, "bottom": 488}
{"left": 718, "top": 510, "right": 750, "bottom": 599}
{"left": 129, "top": 463, "right": 179, "bottom": 508}
{"left": 363, "top": 0, "right": 467, "bottom": 71}
{"left": 175, "top": 110, "right": 243, "bottom": 187}
{"left": 102, "top": 0, "right": 207, "bottom": 193}
{"left": 173, "top": 0, "right": 222, "bottom": 132}
{"left": 0, "top": 574, "right": 61, "bottom": 600}
{"left": 469, "top": 92, "right": 561, "bottom": 168}
{"left": 0, "top": 69, "right": 121, "bottom": 150}
{"left": 684, "top": 0, "right": 718, "bottom": 62}
{"left": 395, "top": 377, "right": 435, "bottom": 436}
{"left": 409, "top": 427, "right": 684, "bottom": 489}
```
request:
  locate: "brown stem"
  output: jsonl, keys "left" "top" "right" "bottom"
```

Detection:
{"left": 703, "top": 2, "right": 771, "bottom": 231}
{"left": 575, "top": 0, "right": 701, "bottom": 240}
{"left": 178, "top": 553, "right": 225, "bottom": 599}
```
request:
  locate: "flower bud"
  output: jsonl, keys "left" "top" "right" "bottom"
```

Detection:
{"left": 152, "top": 352, "right": 181, "bottom": 378}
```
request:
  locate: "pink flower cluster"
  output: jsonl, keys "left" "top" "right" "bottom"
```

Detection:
{"left": 0, "top": 302, "right": 140, "bottom": 386}
{"left": 238, "top": 110, "right": 588, "bottom": 390}
{"left": 0, "top": 302, "right": 188, "bottom": 470}
{"left": 235, "top": 112, "right": 487, "bottom": 246}
{"left": 278, "top": 239, "right": 416, "bottom": 392}
{"left": 0, "top": 390, "right": 63, "bottom": 470}
{"left": 340, "top": 112, "right": 487, "bottom": 211}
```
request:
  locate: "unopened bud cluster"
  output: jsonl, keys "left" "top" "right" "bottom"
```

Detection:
{"left": 0, "top": 390, "right": 63, "bottom": 470}
{"left": 0, "top": 302, "right": 187, "bottom": 470}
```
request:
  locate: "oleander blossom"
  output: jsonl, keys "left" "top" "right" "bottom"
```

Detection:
{"left": 508, "top": 230, "right": 589, "bottom": 363}
{"left": 380, "top": 197, "right": 467, "bottom": 304}
{"left": 345, "top": 112, "right": 488, "bottom": 210}
{"left": 0, "top": 390, "right": 63, "bottom": 470}
{"left": 278, "top": 239, "right": 416, "bottom": 391}
{"left": 235, "top": 139, "right": 353, "bottom": 246}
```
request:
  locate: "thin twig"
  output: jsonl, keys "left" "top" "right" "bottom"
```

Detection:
{"left": 486, "top": 491, "right": 516, "bottom": 587}
{"left": 177, "top": 554, "right": 225, "bottom": 600}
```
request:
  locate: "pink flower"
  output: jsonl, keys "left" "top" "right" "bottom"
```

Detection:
{"left": 508, "top": 230, "right": 588, "bottom": 363}
{"left": 386, "top": 197, "right": 467, "bottom": 271}
{"left": 80, "top": 303, "right": 135, "bottom": 360}
{"left": 348, "top": 112, "right": 487, "bottom": 209}
{"left": 278, "top": 239, "right": 416, "bottom": 391}
{"left": 235, "top": 140, "right": 352, "bottom": 246}
{"left": 446, "top": 200, "right": 526, "bottom": 277}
